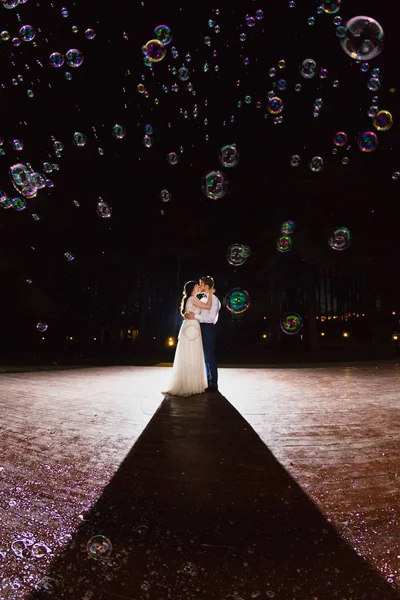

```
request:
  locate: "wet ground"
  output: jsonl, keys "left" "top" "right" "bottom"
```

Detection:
{"left": 0, "top": 362, "right": 399, "bottom": 599}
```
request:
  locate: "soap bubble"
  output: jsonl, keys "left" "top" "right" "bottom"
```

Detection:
{"left": 12, "top": 139, "right": 23, "bottom": 150}
{"left": 219, "top": 144, "right": 239, "bottom": 168}
{"left": 143, "top": 39, "right": 166, "bottom": 62}
{"left": 392, "top": 172, "right": 400, "bottom": 180}
{"left": 309, "top": 156, "right": 324, "bottom": 172}
{"left": 143, "top": 135, "right": 153, "bottom": 148}
{"left": 277, "top": 235, "right": 292, "bottom": 252}
{"left": 321, "top": 0, "right": 341, "bottom": 14}
{"left": 65, "top": 48, "right": 84, "bottom": 67}
{"left": 167, "top": 152, "right": 178, "bottom": 165}
{"left": 160, "top": 189, "right": 171, "bottom": 202}
{"left": 290, "top": 154, "right": 301, "bottom": 167}
{"left": 226, "top": 243, "right": 251, "bottom": 266}
{"left": 85, "top": 28, "right": 96, "bottom": 40}
{"left": 367, "top": 77, "right": 381, "bottom": 92}
{"left": 112, "top": 124, "right": 126, "bottom": 139}
{"left": 13, "top": 197, "right": 26, "bottom": 211}
{"left": 329, "top": 226, "right": 351, "bottom": 250}
{"left": 36, "top": 322, "right": 48, "bottom": 332}
{"left": 154, "top": 24, "right": 172, "bottom": 46}
{"left": 73, "top": 132, "right": 87, "bottom": 146}
{"left": 87, "top": 535, "right": 112, "bottom": 561}
{"left": 267, "top": 97, "right": 284, "bottom": 114}
{"left": 300, "top": 58, "right": 317, "bottom": 79}
{"left": 340, "top": 16, "right": 384, "bottom": 61}
{"left": 96, "top": 199, "right": 112, "bottom": 218}
{"left": 333, "top": 131, "right": 348, "bottom": 146}
{"left": 357, "top": 131, "right": 379, "bottom": 152}
{"left": 280, "top": 313, "right": 303, "bottom": 335}
{"left": 49, "top": 52, "right": 64, "bottom": 67}
{"left": 202, "top": 170, "right": 228, "bottom": 199}
{"left": 64, "top": 252, "right": 74, "bottom": 261}
{"left": 226, "top": 288, "right": 250, "bottom": 314}
{"left": 281, "top": 220, "right": 295, "bottom": 235}
{"left": 19, "top": 24, "right": 36, "bottom": 41}
{"left": 373, "top": 110, "right": 393, "bottom": 131}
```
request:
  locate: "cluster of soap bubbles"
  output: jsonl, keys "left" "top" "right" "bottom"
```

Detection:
{"left": 277, "top": 220, "right": 295, "bottom": 252}
{"left": 226, "top": 243, "right": 251, "bottom": 266}
{"left": 142, "top": 25, "right": 172, "bottom": 66}
{"left": 225, "top": 288, "right": 250, "bottom": 314}
{"left": 49, "top": 48, "right": 84, "bottom": 68}
{"left": 9, "top": 162, "right": 48, "bottom": 200}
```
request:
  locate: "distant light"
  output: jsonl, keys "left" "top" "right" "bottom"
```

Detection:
{"left": 41, "top": 337, "right": 45, "bottom": 340}
{"left": 263, "top": 316, "right": 267, "bottom": 320}
{"left": 69, "top": 336, "right": 73, "bottom": 340}
{"left": 262, "top": 333, "right": 267, "bottom": 339}
{"left": 167, "top": 336, "right": 175, "bottom": 347}
{"left": 343, "top": 332, "right": 349, "bottom": 338}
{"left": 93, "top": 337, "right": 97, "bottom": 341}
{"left": 392, "top": 311, "right": 396, "bottom": 316}
{"left": 321, "top": 332, "right": 325, "bottom": 337}
{"left": 392, "top": 334, "right": 398, "bottom": 341}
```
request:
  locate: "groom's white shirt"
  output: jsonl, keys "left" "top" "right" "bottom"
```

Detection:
{"left": 195, "top": 293, "right": 221, "bottom": 325}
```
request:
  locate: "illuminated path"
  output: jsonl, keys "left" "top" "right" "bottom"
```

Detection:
{"left": 0, "top": 362, "right": 399, "bottom": 599}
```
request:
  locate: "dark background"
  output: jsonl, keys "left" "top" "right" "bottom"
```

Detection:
{"left": 0, "top": 0, "right": 399, "bottom": 365}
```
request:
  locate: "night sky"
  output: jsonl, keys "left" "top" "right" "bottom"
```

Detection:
{"left": 1, "top": 0, "right": 399, "bottom": 343}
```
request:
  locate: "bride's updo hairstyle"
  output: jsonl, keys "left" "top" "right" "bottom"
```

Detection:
{"left": 180, "top": 280, "right": 197, "bottom": 316}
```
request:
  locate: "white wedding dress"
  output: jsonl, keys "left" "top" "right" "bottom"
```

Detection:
{"left": 163, "top": 297, "right": 208, "bottom": 397}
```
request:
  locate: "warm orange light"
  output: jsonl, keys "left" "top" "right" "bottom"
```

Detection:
{"left": 262, "top": 334, "right": 267, "bottom": 339}
{"left": 343, "top": 332, "right": 349, "bottom": 338}
{"left": 321, "top": 332, "right": 325, "bottom": 337}
{"left": 392, "top": 335, "right": 398, "bottom": 341}
{"left": 392, "top": 311, "right": 396, "bottom": 316}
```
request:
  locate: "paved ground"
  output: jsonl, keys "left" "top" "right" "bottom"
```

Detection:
{"left": 0, "top": 363, "right": 399, "bottom": 599}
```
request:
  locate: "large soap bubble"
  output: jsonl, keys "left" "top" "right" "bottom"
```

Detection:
{"left": 340, "top": 16, "right": 384, "bottom": 61}
{"left": 225, "top": 288, "right": 250, "bottom": 314}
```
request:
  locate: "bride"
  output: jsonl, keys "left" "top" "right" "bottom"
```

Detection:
{"left": 163, "top": 280, "right": 215, "bottom": 397}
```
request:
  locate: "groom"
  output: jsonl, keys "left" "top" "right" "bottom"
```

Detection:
{"left": 184, "top": 275, "right": 221, "bottom": 393}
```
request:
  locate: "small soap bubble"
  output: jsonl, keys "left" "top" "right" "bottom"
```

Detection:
{"left": 154, "top": 24, "right": 172, "bottom": 46}
{"left": 113, "top": 124, "right": 126, "bottom": 139}
{"left": 321, "top": 0, "right": 341, "bottom": 14}
{"left": 143, "top": 39, "right": 166, "bottom": 63}
{"left": 300, "top": 58, "right": 317, "bottom": 79}
{"left": 202, "top": 170, "right": 228, "bottom": 199}
{"left": 87, "top": 536, "right": 112, "bottom": 561}
{"left": 226, "top": 243, "right": 251, "bottom": 266}
{"left": 96, "top": 199, "right": 112, "bottom": 218}
{"left": 309, "top": 156, "right": 324, "bottom": 172}
{"left": 308, "top": 17, "right": 315, "bottom": 26}
{"left": 277, "top": 235, "right": 292, "bottom": 252}
{"left": 65, "top": 48, "right": 84, "bottom": 67}
{"left": 267, "top": 97, "right": 284, "bottom": 114}
{"left": 290, "top": 154, "right": 301, "bottom": 167}
{"left": 333, "top": 131, "right": 348, "bottom": 146}
{"left": 85, "top": 28, "right": 96, "bottom": 39}
{"left": 167, "top": 152, "right": 179, "bottom": 165}
{"left": 281, "top": 220, "right": 295, "bottom": 234}
{"left": 226, "top": 288, "right": 250, "bottom": 313}
{"left": 281, "top": 313, "right": 303, "bottom": 335}
{"left": 329, "top": 226, "right": 351, "bottom": 250}
{"left": 36, "top": 322, "right": 48, "bottom": 332}
{"left": 357, "top": 131, "right": 379, "bottom": 152}
{"left": 49, "top": 52, "right": 64, "bottom": 67}
{"left": 367, "top": 77, "right": 381, "bottom": 92}
{"left": 392, "top": 172, "right": 400, "bottom": 180}
{"left": 19, "top": 25, "right": 36, "bottom": 41}
{"left": 73, "top": 132, "right": 87, "bottom": 147}
{"left": 64, "top": 252, "right": 74, "bottom": 261}
{"left": 143, "top": 135, "right": 153, "bottom": 148}
{"left": 160, "top": 189, "right": 171, "bottom": 202}
{"left": 373, "top": 110, "right": 393, "bottom": 131}
{"left": 219, "top": 144, "right": 239, "bottom": 168}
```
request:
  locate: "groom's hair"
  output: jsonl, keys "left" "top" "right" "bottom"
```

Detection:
{"left": 200, "top": 276, "right": 214, "bottom": 289}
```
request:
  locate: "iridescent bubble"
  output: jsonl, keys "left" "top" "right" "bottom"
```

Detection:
{"left": 367, "top": 77, "right": 381, "bottom": 91}
{"left": 53, "top": 141, "right": 64, "bottom": 153}
{"left": 277, "top": 79, "right": 287, "bottom": 91}
{"left": 204, "top": 36, "right": 211, "bottom": 46}
{"left": 12, "top": 139, "right": 23, "bottom": 151}
{"left": 360, "top": 62, "right": 369, "bottom": 72}
{"left": 308, "top": 17, "right": 315, "bottom": 26}
{"left": 85, "top": 28, "right": 96, "bottom": 39}
{"left": 340, "top": 16, "right": 384, "bottom": 61}
{"left": 269, "top": 67, "right": 276, "bottom": 78}
{"left": 65, "top": 48, "right": 84, "bottom": 67}
{"left": 144, "top": 124, "right": 153, "bottom": 135}
{"left": 278, "top": 59, "right": 286, "bottom": 69}
{"left": 226, "top": 288, "right": 250, "bottom": 314}
{"left": 290, "top": 154, "right": 301, "bottom": 167}
{"left": 309, "top": 156, "right": 324, "bottom": 171}
{"left": 12, "top": 197, "right": 26, "bottom": 211}
{"left": 87, "top": 535, "right": 112, "bottom": 561}
{"left": 73, "top": 132, "right": 87, "bottom": 147}
{"left": 178, "top": 66, "right": 190, "bottom": 81}
{"left": 21, "top": 184, "right": 37, "bottom": 199}
{"left": 239, "top": 33, "right": 247, "bottom": 42}
{"left": 294, "top": 83, "right": 302, "bottom": 92}
{"left": 154, "top": 24, "right": 172, "bottom": 46}
{"left": 334, "top": 16, "right": 342, "bottom": 25}
{"left": 143, "top": 39, "right": 166, "bottom": 63}
{"left": 392, "top": 172, "right": 400, "bottom": 180}
{"left": 49, "top": 52, "right": 64, "bottom": 68}
{"left": 255, "top": 9, "right": 264, "bottom": 19}
{"left": 19, "top": 25, "right": 36, "bottom": 41}
{"left": 341, "top": 156, "right": 349, "bottom": 164}
{"left": 267, "top": 96, "right": 284, "bottom": 114}
{"left": 64, "top": 252, "right": 74, "bottom": 261}
{"left": 281, "top": 220, "right": 295, "bottom": 235}
{"left": 280, "top": 313, "right": 303, "bottom": 335}
{"left": 319, "top": 68, "right": 328, "bottom": 79}
{"left": 113, "top": 124, "right": 126, "bottom": 139}
{"left": 31, "top": 543, "right": 51, "bottom": 558}
{"left": 219, "top": 143, "right": 239, "bottom": 168}
{"left": 335, "top": 25, "right": 347, "bottom": 38}
{"left": 30, "top": 172, "right": 46, "bottom": 189}
{"left": 10, "top": 163, "right": 31, "bottom": 189}
{"left": 357, "top": 131, "right": 379, "bottom": 152}
{"left": 332, "top": 79, "right": 340, "bottom": 87}
{"left": 160, "top": 189, "right": 171, "bottom": 202}
{"left": 1, "top": 30, "right": 10, "bottom": 41}
{"left": 321, "top": 0, "right": 341, "bottom": 14}
{"left": 246, "top": 16, "right": 256, "bottom": 27}
{"left": 202, "top": 170, "right": 228, "bottom": 200}
{"left": 277, "top": 235, "right": 292, "bottom": 252}
{"left": 2, "top": 0, "right": 19, "bottom": 8}
{"left": 167, "top": 152, "right": 179, "bottom": 165}
{"left": 226, "top": 243, "right": 251, "bottom": 266}
{"left": 65, "top": 72, "right": 72, "bottom": 80}
{"left": 333, "top": 131, "right": 348, "bottom": 146}
{"left": 300, "top": 58, "right": 317, "bottom": 79}
{"left": 373, "top": 110, "right": 393, "bottom": 131}
{"left": 96, "top": 199, "right": 112, "bottom": 218}
{"left": 0, "top": 195, "right": 12, "bottom": 209}
{"left": 368, "top": 105, "right": 378, "bottom": 117}
{"left": 36, "top": 322, "right": 48, "bottom": 332}
{"left": 329, "top": 226, "right": 351, "bottom": 250}
{"left": 61, "top": 6, "right": 68, "bottom": 16}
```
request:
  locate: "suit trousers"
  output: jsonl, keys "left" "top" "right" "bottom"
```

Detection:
{"left": 200, "top": 323, "right": 218, "bottom": 387}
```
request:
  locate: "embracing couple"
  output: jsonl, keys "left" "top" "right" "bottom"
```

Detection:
{"left": 163, "top": 276, "right": 221, "bottom": 397}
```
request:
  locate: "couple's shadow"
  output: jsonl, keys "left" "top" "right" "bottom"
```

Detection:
{"left": 29, "top": 392, "right": 398, "bottom": 599}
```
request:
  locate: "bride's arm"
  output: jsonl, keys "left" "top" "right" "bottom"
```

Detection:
{"left": 190, "top": 289, "right": 214, "bottom": 311}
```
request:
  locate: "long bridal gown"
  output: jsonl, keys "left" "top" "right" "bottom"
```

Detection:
{"left": 163, "top": 297, "right": 208, "bottom": 397}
